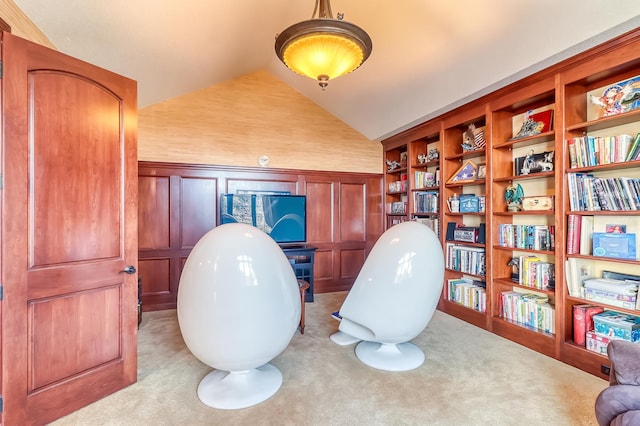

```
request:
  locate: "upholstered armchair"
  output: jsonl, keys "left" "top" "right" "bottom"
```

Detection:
{"left": 595, "top": 340, "right": 640, "bottom": 426}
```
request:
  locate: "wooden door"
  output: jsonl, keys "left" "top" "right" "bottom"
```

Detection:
{"left": 1, "top": 32, "right": 138, "bottom": 424}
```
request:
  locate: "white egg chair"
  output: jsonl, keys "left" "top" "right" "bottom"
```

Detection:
{"left": 331, "top": 221, "right": 445, "bottom": 372}
{"left": 177, "top": 223, "right": 301, "bottom": 410}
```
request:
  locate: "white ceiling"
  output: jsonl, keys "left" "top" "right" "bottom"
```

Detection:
{"left": 13, "top": 0, "right": 640, "bottom": 141}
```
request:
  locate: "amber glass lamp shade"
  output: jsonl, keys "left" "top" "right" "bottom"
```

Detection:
{"left": 275, "top": 2, "right": 372, "bottom": 89}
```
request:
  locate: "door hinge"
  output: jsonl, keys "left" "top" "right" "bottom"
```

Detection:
{"left": 0, "top": 395, "right": 3, "bottom": 413}
{"left": 0, "top": 61, "right": 3, "bottom": 78}
{"left": 0, "top": 173, "right": 3, "bottom": 189}
{"left": 0, "top": 284, "right": 3, "bottom": 301}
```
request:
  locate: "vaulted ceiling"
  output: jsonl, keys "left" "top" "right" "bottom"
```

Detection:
{"left": 13, "top": 0, "right": 640, "bottom": 140}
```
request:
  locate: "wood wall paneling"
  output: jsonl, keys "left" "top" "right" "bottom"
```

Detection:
{"left": 339, "top": 183, "right": 366, "bottom": 241}
{"left": 137, "top": 259, "right": 171, "bottom": 296}
{"left": 138, "top": 176, "right": 170, "bottom": 249}
{"left": 339, "top": 249, "right": 366, "bottom": 279}
{"left": 138, "top": 162, "right": 384, "bottom": 311}
{"left": 225, "top": 178, "right": 299, "bottom": 195}
{"left": 305, "top": 181, "right": 334, "bottom": 242}
{"left": 180, "top": 177, "right": 218, "bottom": 248}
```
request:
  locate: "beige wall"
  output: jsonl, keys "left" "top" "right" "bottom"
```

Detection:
{"left": 139, "top": 70, "right": 382, "bottom": 173}
{"left": 2, "top": 2, "right": 383, "bottom": 174}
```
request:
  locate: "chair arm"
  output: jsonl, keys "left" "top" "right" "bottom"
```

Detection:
{"left": 608, "top": 341, "right": 640, "bottom": 386}
{"left": 595, "top": 385, "right": 640, "bottom": 426}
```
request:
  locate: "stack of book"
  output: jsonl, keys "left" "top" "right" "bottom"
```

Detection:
{"left": 587, "top": 310, "right": 640, "bottom": 354}
{"left": 447, "top": 278, "right": 486, "bottom": 313}
{"left": 500, "top": 290, "right": 555, "bottom": 333}
{"left": 583, "top": 277, "right": 639, "bottom": 309}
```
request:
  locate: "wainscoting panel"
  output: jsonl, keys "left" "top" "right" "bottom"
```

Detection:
{"left": 138, "top": 176, "right": 170, "bottom": 250}
{"left": 179, "top": 177, "right": 218, "bottom": 249}
{"left": 138, "top": 162, "right": 383, "bottom": 311}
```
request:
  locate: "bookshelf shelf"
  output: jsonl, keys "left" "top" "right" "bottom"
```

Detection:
{"left": 386, "top": 167, "right": 407, "bottom": 174}
{"left": 567, "top": 254, "right": 640, "bottom": 265}
{"left": 444, "top": 182, "right": 486, "bottom": 190}
{"left": 493, "top": 211, "right": 554, "bottom": 217}
{"left": 382, "top": 28, "right": 640, "bottom": 379}
{"left": 493, "top": 131, "right": 555, "bottom": 149}
{"left": 493, "top": 172, "right": 554, "bottom": 183}
{"left": 493, "top": 316, "right": 556, "bottom": 339}
{"left": 412, "top": 185, "right": 440, "bottom": 191}
{"left": 445, "top": 148, "right": 487, "bottom": 161}
{"left": 567, "top": 159, "right": 640, "bottom": 173}
{"left": 411, "top": 160, "right": 439, "bottom": 168}
{"left": 444, "top": 268, "right": 485, "bottom": 279}
{"left": 492, "top": 245, "right": 555, "bottom": 254}
{"left": 566, "top": 109, "right": 640, "bottom": 133}
{"left": 568, "top": 210, "right": 640, "bottom": 216}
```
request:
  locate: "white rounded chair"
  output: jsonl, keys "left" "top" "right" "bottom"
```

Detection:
{"left": 331, "top": 221, "right": 445, "bottom": 372}
{"left": 177, "top": 223, "right": 301, "bottom": 410}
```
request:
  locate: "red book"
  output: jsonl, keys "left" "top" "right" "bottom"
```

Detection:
{"left": 573, "top": 304, "right": 605, "bottom": 346}
{"left": 573, "top": 304, "right": 589, "bottom": 346}
{"left": 566, "top": 214, "right": 582, "bottom": 255}
{"left": 585, "top": 305, "right": 605, "bottom": 334}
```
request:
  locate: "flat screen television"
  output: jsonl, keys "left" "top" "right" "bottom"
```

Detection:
{"left": 220, "top": 193, "right": 307, "bottom": 245}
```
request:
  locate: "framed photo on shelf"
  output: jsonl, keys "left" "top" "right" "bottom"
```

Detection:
{"left": 587, "top": 74, "right": 640, "bottom": 120}
{"left": 477, "top": 164, "right": 487, "bottom": 179}
{"left": 447, "top": 160, "right": 478, "bottom": 184}
{"left": 514, "top": 150, "right": 554, "bottom": 176}
{"left": 512, "top": 109, "right": 554, "bottom": 139}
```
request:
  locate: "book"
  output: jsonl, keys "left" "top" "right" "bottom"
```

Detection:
{"left": 568, "top": 138, "right": 578, "bottom": 168}
{"left": 583, "top": 278, "right": 639, "bottom": 296}
{"left": 625, "top": 132, "right": 640, "bottom": 161}
{"left": 566, "top": 214, "right": 581, "bottom": 254}
{"left": 579, "top": 215, "right": 593, "bottom": 255}
{"left": 573, "top": 304, "right": 604, "bottom": 346}
{"left": 585, "top": 289, "right": 637, "bottom": 309}
{"left": 593, "top": 232, "right": 637, "bottom": 260}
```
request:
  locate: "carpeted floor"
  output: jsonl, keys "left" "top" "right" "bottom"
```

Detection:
{"left": 52, "top": 291, "right": 607, "bottom": 425}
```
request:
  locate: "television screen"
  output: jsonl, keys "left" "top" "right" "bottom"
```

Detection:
{"left": 220, "top": 193, "right": 307, "bottom": 244}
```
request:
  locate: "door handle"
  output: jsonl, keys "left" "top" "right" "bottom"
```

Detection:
{"left": 121, "top": 265, "right": 137, "bottom": 274}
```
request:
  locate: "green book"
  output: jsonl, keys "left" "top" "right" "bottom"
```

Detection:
{"left": 625, "top": 132, "right": 640, "bottom": 161}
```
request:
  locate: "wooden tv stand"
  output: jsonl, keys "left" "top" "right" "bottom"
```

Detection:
{"left": 280, "top": 245, "right": 316, "bottom": 302}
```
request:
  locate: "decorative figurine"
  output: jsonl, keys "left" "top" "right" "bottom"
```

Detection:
{"left": 447, "top": 193, "right": 460, "bottom": 213}
{"left": 538, "top": 151, "right": 554, "bottom": 172}
{"left": 417, "top": 154, "right": 427, "bottom": 164}
{"left": 461, "top": 124, "right": 485, "bottom": 152}
{"left": 514, "top": 110, "right": 545, "bottom": 138}
{"left": 520, "top": 149, "right": 536, "bottom": 175}
{"left": 507, "top": 257, "right": 520, "bottom": 282}
{"left": 427, "top": 148, "right": 439, "bottom": 161}
{"left": 505, "top": 183, "right": 524, "bottom": 212}
{"left": 386, "top": 159, "right": 401, "bottom": 172}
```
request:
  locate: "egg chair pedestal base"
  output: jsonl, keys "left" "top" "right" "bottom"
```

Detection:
{"left": 197, "top": 363, "right": 282, "bottom": 410}
{"left": 355, "top": 341, "right": 425, "bottom": 372}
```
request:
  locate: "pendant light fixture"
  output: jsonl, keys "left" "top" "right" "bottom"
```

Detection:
{"left": 275, "top": 0, "right": 372, "bottom": 90}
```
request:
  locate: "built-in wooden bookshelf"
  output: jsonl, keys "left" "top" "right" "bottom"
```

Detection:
{"left": 382, "top": 27, "right": 640, "bottom": 379}
{"left": 383, "top": 122, "right": 442, "bottom": 236}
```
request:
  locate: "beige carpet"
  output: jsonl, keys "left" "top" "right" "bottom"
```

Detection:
{"left": 52, "top": 292, "right": 606, "bottom": 425}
